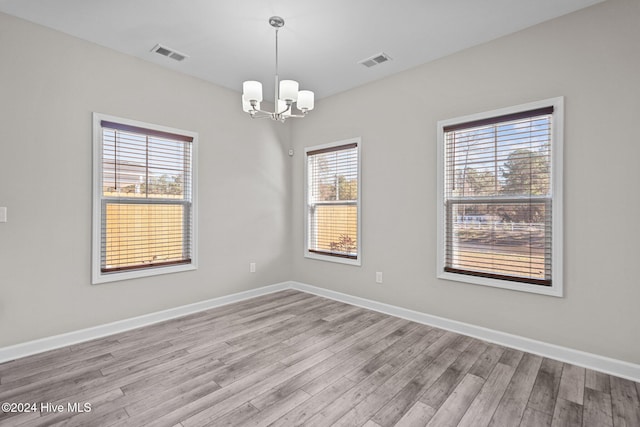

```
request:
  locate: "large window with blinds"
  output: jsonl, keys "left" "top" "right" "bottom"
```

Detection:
{"left": 437, "top": 98, "right": 563, "bottom": 296}
{"left": 92, "top": 113, "right": 197, "bottom": 284}
{"left": 305, "top": 138, "right": 361, "bottom": 265}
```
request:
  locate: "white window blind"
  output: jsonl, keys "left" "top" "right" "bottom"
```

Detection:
{"left": 99, "top": 120, "right": 194, "bottom": 274}
{"left": 306, "top": 142, "right": 359, "bottom": 261}
{"left": 443, "top": 106, "right": 554, "bottom": 286}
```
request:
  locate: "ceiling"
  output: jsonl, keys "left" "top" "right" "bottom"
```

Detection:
{"left": 0, "top": 0, "right": 604, "bottom": 100}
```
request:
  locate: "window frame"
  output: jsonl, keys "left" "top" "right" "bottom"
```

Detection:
{"left": 304, "top": 138, "right": 362, "bottom": 266}
{"left": 436, "top": 97, "right": 563, "bottom": 297}
{"left": 92, "top": 113, "right": 198, "bottom": 284}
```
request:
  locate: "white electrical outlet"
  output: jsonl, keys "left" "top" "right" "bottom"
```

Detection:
{"left": 376, "top": 272, "right": 383, "bottom": 283}
{"left": 250, "top": 262, "right": 256, "bottom": 273}
{"left": 0, "top": 207, "right": 6, "bottom": 223}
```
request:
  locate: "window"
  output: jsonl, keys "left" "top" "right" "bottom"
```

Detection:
{"left": 305, "top": 138, "right": 361, "bottom": 265}
{"left": 437, "top": 98, "right": 563, "bottom": 296}
{"left": 92, "top": 113, "right": 197, "bottom": 284}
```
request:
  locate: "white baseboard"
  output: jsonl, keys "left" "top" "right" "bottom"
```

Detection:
{"left": 0, "top": 282, "right": 290, "bottom": 364}
{"left": 290, "top": 281, "right": 640, "bottom": 383}
{"left": 1, "top": 280, "right": 638, "bottom": 383}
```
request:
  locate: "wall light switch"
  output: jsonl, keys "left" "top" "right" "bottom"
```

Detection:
{"left": 250, "top": 262, "right": 256, "bottom": 273}
{"left": 0, "top": 207, "right": 6, "bottom": 223}
{"left": 376, "top": 272, "right": 383, "bottom": 283}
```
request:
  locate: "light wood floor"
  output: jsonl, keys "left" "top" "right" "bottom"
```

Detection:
{"left": 1, "top": 290, "right": 639, "bottom": 426}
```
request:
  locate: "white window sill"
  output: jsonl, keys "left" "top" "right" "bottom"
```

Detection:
{"left": 305, "top": 251, "right": 361, "bottom": 266}
{"left": 92, "top": 263, "right": 197, "bottom": 285}
{"left": 438, "top": 271, "right": 563, "bottom": 297}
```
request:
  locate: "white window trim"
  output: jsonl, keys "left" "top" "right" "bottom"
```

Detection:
{"left": 92, "top": 113, "right": 198, "bottom": 284}
{"left": 436, "top": 97, "right": 563, "bottom": 297}
{"left": 304, "top": 137, "right": 362, "bottom": 266}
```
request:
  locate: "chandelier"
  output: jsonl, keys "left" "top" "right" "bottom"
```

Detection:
{"left": 242, "top": 16, "right": 314, "bottom": 122}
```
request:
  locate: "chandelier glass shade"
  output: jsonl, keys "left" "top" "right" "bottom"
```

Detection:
{"left": 242, "top": 16, "right": 314, "bottom": 122}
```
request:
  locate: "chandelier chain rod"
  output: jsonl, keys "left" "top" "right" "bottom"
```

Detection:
{"left": 274, "top": 27, "right": 279, "bottom": 110}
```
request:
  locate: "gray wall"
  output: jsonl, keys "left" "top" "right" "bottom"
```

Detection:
{"left": 290, "top": 0, "right": 640, "bottom": 364}
{"left": 1, "top": 0, "right": 639, "bottom": 367}
{"left": 0, "top": 12, "right": 293, "bottom": 347}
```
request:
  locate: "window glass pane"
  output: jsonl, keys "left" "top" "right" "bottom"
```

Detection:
{"left": 102, "top": 129, "right": 191, "bottom": 200}
{"left": 147, "top": 137, "right": 190, "bottom": 198}
{"left": 98, "top": 119, "right": 194, "bottom": 276}
{"left": 309, "top": 147, "right": 358, "bottom": 202}
{"left": 447, "top": 117, "right": 551, "bottom": 199}
{"left": 102, "top": 129, "right": 147, "bottom": 196}
{"left": 311, "top": 204, "right": 358, "bottom": 256}
{"left": 444, "top": 111, "right": 552, "bottom": 285}
{"left": 103, "top": 202, "right": 189, "bottom": 271}
{"left": 446, "top": 202, "right": 550, "bottom": 281}
{"left": 307, "top": 142, "right": 359, "bottom": 260}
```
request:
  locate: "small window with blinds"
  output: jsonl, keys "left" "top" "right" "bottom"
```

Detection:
{"left": 305, "top": 138, "right": 361, "bottom": 265}
{"left": 92, "top": 113, "right": 197, "bottom": 284}
{"left": 437, "top": 98, "right": 563, "bottom": 296}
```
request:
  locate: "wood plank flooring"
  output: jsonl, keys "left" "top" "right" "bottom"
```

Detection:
{"left": 0, "top": 290, "right": 638, "bottom": 426}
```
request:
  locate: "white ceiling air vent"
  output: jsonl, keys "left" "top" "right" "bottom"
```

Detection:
{"left": 151, "top": 44, "right": 189, "bottom": 62}
{"left": 358, "top": 52, "right": 392, "bottom": 68}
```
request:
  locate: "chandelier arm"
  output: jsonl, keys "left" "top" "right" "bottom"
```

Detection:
{"left": 250, "top": 114, "right": 274, "bottom": 120}
{"left": 276, "top": 102, "right": 292, "bottom": 115}
{"left": 249, "top": 109, "right": 274, "bottom": 118}
{"left": 249, "top": 103, "right": 274, "bottom": 116}
{"left": 247, "top": 102, "right": 274, "bottom": 118}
